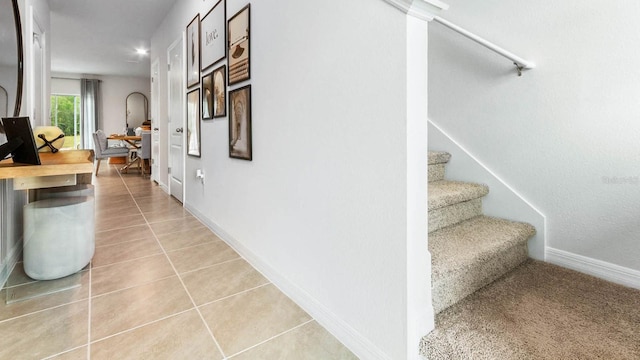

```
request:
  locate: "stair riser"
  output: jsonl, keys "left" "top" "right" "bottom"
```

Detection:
{"left": 432, "top": 243, "right": 528, "bottom": 314}
{"left": 429, "top": 199, "right": 482, "bottom": 233}
{"left": 428, "top": 151, "right": 451, "bottom": 166}
{"left": 428, "top": 164, "right": 445, "bottom": 182}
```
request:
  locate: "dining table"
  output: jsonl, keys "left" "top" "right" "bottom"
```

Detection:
{"left": 107, "top": 134, "right": 142, "bottom": 173}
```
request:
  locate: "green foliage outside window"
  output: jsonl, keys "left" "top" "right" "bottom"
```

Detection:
{"left": 50, "top": 95, "right": 81, "bottom": 149}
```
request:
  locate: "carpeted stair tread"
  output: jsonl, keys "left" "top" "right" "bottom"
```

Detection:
{"left": 428, "top": 180, "right": 489, "bottom": 211}
{"left": 428, "top": 151, "right": 451, "bottom": 165}
{"left": 429, "top": 216, "right": 535, "bottom": 278}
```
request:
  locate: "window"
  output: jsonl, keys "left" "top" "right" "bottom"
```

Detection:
{"left": 50, "top": 94, "right": 81, "bottom": 149}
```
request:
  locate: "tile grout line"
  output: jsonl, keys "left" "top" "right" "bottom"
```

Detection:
{"left": 91, "top": 274, "right": 177, "bottom": 299}
{"left": 87, "top": 258, "right": 93, "bottom": 359}
{"left": 124, "top": 176, "right": 229, "bottom": 359}
{"left": 197, "top": 282, "right": 271, "bottom": 308}
{"left": 226, "top": 319, "right": 315, "bottom": 359}
{"left": 177, "top": 255, "right": 243, "bottom": 276}
{"left": 0, "top": 298, "right": 87, "bottom": 325}
{"left": 88, "top": 308, "right": 194, "bottom": 345}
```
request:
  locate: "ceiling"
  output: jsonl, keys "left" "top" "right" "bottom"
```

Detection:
{"left": 49, "top": 0, "right": 177, "bottom": 78}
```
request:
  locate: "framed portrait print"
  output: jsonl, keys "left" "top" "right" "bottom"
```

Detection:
{"left": 201, "top": 0, "right": 226, "bottom": 71}
{"left": 186, "top": 14, "right": 200, "bottom": 88}
{"left": 212, "top": 65, "right": 226, "bottom": 118}
{"left": 187, "top": 88, "right": 201, "bottom": 157}
{"left": 202, "top": 72, "right": 214, "bottom": 120}
{"left": 228, "top": 4, "right": 250, "bottom": 85}
{"left": 229, "top": 85, "right": 251, "bottom": 160}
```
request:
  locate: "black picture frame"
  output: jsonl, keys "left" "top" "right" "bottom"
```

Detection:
{"left": 201, "top": 72, "right": 214, "bottom": 120}
{"left": 186, "top": 14, "right": 200, "bottom": 88}
{"left": 212, "top": 64, "right": 226, "bottom": 118}
{"left": 227, "top": 4, "right": 250, "bottom": 85}
{"left": 228, "top": 85, "right": 251, "bottom": 160}
{"left": 201, "top": 0, "right": 226, "bottom": 71}
{"left": 187, "top": 88, "right": 201, "bottom": 157}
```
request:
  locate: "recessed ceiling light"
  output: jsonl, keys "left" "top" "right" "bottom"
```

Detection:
{"left": 136, "top": 48, "right": 148, "bottom": 56}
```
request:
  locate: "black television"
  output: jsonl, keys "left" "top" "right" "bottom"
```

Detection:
{"left": 0, "top": 117, "right": 41, "bottom": 165}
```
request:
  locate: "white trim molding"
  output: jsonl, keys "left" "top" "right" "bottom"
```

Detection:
{"left": 383, "top": 0, "right": 449, "bottom": 21}
{"left": 546, "top": 247, "right": 640, "bottom": 290}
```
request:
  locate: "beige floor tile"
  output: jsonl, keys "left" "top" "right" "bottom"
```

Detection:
{"left": 95, "top": 204, "right": 143, "bottom": 221}
{"left": 0, "top": 301, "right": 88, "bottom": 360}
{"left": 167, "top": 241, "right": 239, "bottom": 274}
{"left": 149, "top": 216, "right": 202, "bottom": 235}
{"left": 135, "top": 197, "right": 183, "bottom": 214}
{"left": 91, "top": 254, "right": 175, "bottom": 296}
{"left": 156, "top": 226, "right": 219, "bottom": 251}
{"left": 143, "top": 207, "right": 190, "bottom": 224}
{"left": 230, "top": 321, "right": 357, "bottom": 360}
{"left": 49, "top": 347, "right": 88, "bottom": 360}
{"left": 94, "top": 197, "right": 136, "bottom": 210}
{"left": 92, "top": 238, "right": 163, "bottom": 268}
{"left": 95, "top": 224, "right": 154, "bottom": 247}
{"left": 0, "top": 271, "right": 90, "bottom": 322}
{"left": 182, "top": 258, "right": 269, "bottom": 305}
{"left": 95, "top": 213, "right": 146, "bottom": 232}
{"left": 200, "top": 284, "right": 311, "bottom": 356}
{"left": 130, "top": 188, "right": 168, "bottom": 200}
{"left": 94, "top": 193, "right": 134, "bottom": 205}
{"left": 91, "top": 276, "right": 193, "bottom": 341}
{"left": 91, "top": 310, "right": 222, "bottom": 360}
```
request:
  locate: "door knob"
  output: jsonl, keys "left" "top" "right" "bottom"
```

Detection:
{"left": 176, "top": 128, "right": 183, "bottom": 133}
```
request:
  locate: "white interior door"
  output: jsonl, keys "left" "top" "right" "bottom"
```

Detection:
{"left": 150, "top": 59, "right": 160, "bottom": 183}
{"left": 168, "top": 36, "right": 184, "bottom": 202}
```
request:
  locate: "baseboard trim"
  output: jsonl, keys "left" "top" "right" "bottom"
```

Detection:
{"left": 184, "top": 204, "right": 392, "bottom": 360}
{"left": 546, "top": 247, "right": 640, "bottom": 289}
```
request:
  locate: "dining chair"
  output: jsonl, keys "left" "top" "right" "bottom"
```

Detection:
{"left": 92, "top": 130, "right": 129, "bottom": 175}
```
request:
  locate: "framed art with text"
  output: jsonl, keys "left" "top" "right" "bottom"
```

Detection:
{"left": 228, "top": 4, "right": 250, "bottom": 85}
{"left": 186, "top": 14, "right": 200, "bottom": 88}
{"left": 229, "top": 84, "right": 251, "bottom": 160}
{"left": 187, "top": 88, "right": 201, "bottom": 157}
{"left": 201, "top": 0, "right": 226, "bottom": 71}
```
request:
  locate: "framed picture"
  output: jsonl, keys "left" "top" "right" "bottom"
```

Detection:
{"left": 186, "top": 14, "right": 200, "bottom": 88}
{"left": 229, "top": 85, "right": 251, "bottom": 160}
{"left": 201, "top": 0, "right": 226, "bottom": 71}
{"left": 187, "top": 88, "right": 201, "bottom": 157}
{"left": 201, "top": 72, "right": 214, "bottom": 120}
{"left": 228, "top": 4, "right": 250, "bottom": 85}
{"left": 212, "top": 65, "right": 226, "bottom": 118}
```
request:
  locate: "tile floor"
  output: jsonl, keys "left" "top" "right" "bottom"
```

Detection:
{"left": 0, "top": 164, "right": 358, "bottom": 360}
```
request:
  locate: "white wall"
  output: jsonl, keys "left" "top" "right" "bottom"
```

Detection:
{"left": 429, "top": 0, "right": 640, "bottom": 274}
{"left": 151, "top": 0, "right": 429, "bottom": 358}
{"left": 50, "top": 77, "right": 80, "bottom": 95}
{"left": 99, "top": 75, "right": 150, "bottom": 135}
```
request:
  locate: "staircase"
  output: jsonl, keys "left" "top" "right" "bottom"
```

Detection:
{"left": 427, "top": 151, "right": 536, "bottom": 314}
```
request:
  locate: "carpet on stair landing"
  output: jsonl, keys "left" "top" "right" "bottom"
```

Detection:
{"left": 420, "top": 260, "right": 640, "bottom": 360}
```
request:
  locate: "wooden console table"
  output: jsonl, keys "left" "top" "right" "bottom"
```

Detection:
{"left": 0, "top": 150, "right": 94, "bottom": 189}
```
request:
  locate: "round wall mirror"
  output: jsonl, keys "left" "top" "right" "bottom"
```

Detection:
{"left": 0, "top": 0, "right": 24, "bottom": 132}
{"left": 125, "top": 92, "right": 148, "bottom": 132}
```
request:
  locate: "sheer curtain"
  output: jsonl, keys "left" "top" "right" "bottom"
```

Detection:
{"left": 80, "top": 79, "right": 101, "bottom": 149}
